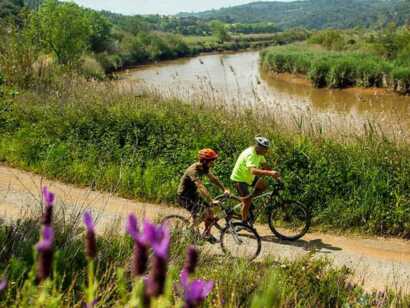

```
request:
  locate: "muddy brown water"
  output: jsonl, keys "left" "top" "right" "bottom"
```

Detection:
{"left": 122, "top": 51, "right": 410, "bottom": 140}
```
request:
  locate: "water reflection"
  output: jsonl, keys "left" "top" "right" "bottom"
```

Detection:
{"left": 123, "top": 51, "right": 410, "bottom": 140}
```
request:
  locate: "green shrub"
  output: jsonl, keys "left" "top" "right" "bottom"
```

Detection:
{"left": 308, "top": 58, "right": 331, "bottom": 87}
{"left": 354, "top": 58, "right": 387, "bottom": 87}
{"left": 326, "top": 57, "right": 356, "bottom": 88}
{"left": 79, "top": 56, "right": 105, "bottom": 80}
{"left": 391, "top": 66, "right": 410, "bottom": 94}
{"left": 261, "top": 44, "right": 410, "bottom": 93}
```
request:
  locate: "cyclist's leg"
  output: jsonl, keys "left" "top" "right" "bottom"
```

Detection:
{"left": 181, "top": 198, "right": 213, "bottom": 235}
{"left": 234, "top": 182, "right": 252, "bottom": 222}
{"left": 252, "top": 177, "right": 268, "bottom": 197}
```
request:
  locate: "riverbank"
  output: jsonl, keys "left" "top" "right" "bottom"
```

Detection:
{"left": 260, "top": 43, "right": 410, "bottom": 94}
{"left": 101, "top": 29, "right": 310, "bottom": 76}
{"left": 0, "top": 78, "right": 409, "bottom": 237}
{"left": 267, "top": 72, "right": 397, "bottom": 96}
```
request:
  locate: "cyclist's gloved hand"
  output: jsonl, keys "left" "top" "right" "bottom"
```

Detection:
{"left": 223, "top": 189, "right": 230, "bottom": 197}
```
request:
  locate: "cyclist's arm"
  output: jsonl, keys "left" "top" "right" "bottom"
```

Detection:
{"left": 250, "top": 167, "right": 280, "bottom": 178}
{"left": 207, "top": 172, "right": 226, "bottom": 192}
{"left": 195, "top": 180, "right": 213, "bottom": 203}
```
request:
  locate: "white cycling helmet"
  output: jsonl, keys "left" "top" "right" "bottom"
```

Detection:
{"left": 255, "top": 136, "right": 270, "bottom": 148}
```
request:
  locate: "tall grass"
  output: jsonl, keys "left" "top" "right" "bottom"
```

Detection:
{"left": 261, "top": 44, "right": 410, "bottom": 94}
{"left": 1, "top": 205, "right": 409, "bottom": 307}
{"left": 0, "top": 79, "right": 409, "bottom": 237}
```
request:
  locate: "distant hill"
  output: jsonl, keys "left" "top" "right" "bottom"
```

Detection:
{"left": 179, "top": 0, "right": 410, "bottom": 30}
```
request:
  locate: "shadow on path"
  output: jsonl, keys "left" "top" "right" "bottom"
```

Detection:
{"left": 260, "top": 235, "right": 342, "bottom": 253}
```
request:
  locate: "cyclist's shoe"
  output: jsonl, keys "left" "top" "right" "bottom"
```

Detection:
{"left": 242, "top": 219, "right": 254, "bottom": 228}
{"left": 202, "top": 234, "right": 219, "bottom": 244}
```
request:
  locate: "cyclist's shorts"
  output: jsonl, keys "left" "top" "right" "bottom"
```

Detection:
{"left": 234, "top": 176, "right": 260, "bottom": 197}
{"left": 177, "top": 196, "right": 208, "bottom": 217}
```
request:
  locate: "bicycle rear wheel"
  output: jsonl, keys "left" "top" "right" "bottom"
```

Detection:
{"left": 268, "top": 200, "right": 310, "bottom": 241}
{"left": 220, "top": 222, "right": 261, "bottom": 261}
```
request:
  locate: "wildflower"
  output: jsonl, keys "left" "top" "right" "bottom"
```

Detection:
{"left": 83, "top": 211, "right": 97, "bottom": 259}
{"left": 141, "top": 221, "right": 170, "bottom": 259}
{"left": 126, "top": 214, "right": 148, "bottom": 277}
{"left": 180, "top": 269, "right": 214, "bottom": 308}
{"left": 183, "top": 246, "right": 199, "bottom": 274}
{"left": 0, "top": 277, "right": 7, "bottom": 293}
{"left": 41, "top": 187, "right": 55, "bottom": 225}
{"left": 36, "top": 226, "right": 54, "bottom": 283}
{"left": 144, "top": 221, "right": 170, "bottom": 298}
{"left": 85, "top": 299, "right": 98, "bottom": 308}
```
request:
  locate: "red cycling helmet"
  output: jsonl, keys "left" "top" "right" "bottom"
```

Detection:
{"left": 198, "top": 148, "right": 218, "bottom": 161}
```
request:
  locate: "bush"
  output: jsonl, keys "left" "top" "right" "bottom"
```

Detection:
{"left": 326, "top": 57, "right": 356, "bottom": 88}
{"left": 354, "top": 58, "right": 387, "bottom": 87}
{"left": 79, "top": 56, "right": 105, "bottom": 80}
{"left": 308, "top": 58, "right": 331, "bottom": 87}
{"left": 391, "top": 66, "right": 410, "bottom": 94}
{"left": 308, "top": 29, "right": 346, "bottom": 51}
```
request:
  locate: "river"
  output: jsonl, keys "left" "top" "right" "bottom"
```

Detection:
{"left": 122, "top": 51, "right": 410, "bottom": 141}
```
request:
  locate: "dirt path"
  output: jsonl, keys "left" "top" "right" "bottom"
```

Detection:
{"left": 0, "top": 165, "right": 409, "bottom": 293}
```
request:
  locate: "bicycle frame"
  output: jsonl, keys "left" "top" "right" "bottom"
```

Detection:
{"left": 216, "top": 182, "right": 283, "bottom": 223}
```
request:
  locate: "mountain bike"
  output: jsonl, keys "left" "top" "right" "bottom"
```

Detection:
{"left": 161, "top": 196, "right": 262, "bottom": 261}
{"left": 215, "top": 180, "right": 311, "bottom": 241}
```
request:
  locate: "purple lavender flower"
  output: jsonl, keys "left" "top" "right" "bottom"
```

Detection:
{"left": 183, "top": 246, "right": 199, "bottom": 274}
{"left": 36, "top": 226, "right": 54, "bottom": 252}
{"left": 180, "top": 270, "right": 214, "bottom": 308}
{"left": 42, "top": 186, "right": 55, "bottom": 206}
{"left": 141, "top": 221, "right": 170, "bottom": 259}
{"left": 126, "top": 214, "right": 148, "bottom": 277}
{"left": 83, "top": 211, "right": 96, "bottom": 259}
{"left": 36, "top": 226, "right": 54, "bottom": 283}
{"left": 126, "top": 214, "right": 139, "bottom": 241}
{"left": 85, "top": 299, "right": 98, "bottom": 308}
{"left": 83, "top": 211, "right": 95, "bottom": 232}
{"left": 41, "top": 187, "right": 55, "bottom": 225}
{"left": 143, "top": 221, "right": 170, "bottom": 298}
{"left": 0, "top": 278, "right": 7, "bottom": 293}
{"left": 145, "top": 254, "right": 168, "bottom": 298}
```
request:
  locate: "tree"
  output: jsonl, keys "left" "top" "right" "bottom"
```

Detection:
{"left": 86, "top": 10, "right": 113, "bottom": 53}
{"left": 210, "top": 20, "right": 230, "bottom": 43}
{"left": 0, "top": 0, "right": 24, "bottom": 21}
{"left": 30, "top": 0, "right": 92, "bottom": 65}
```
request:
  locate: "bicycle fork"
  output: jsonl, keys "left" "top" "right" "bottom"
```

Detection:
{"left": 228, "top": 221, "right": 243, "bottom": 245}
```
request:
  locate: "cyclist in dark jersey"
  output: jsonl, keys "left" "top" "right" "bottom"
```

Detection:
{"left": 177, "top": 148, "right": 230, "bottom": 243}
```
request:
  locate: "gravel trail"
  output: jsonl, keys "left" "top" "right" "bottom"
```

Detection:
{"left": 0, "top": 165, "right": 409, "bottom": 293}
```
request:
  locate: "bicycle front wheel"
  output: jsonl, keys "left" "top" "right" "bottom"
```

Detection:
{"left": 161, "top": 215, "right": 196, "bottom": 238}
{"left": 268, "top": 200, "right": 311, "bottom": 241}
{"left": 220, "top": 222, "right": 261, "bottom": 261}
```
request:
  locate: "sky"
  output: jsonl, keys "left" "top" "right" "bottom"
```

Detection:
{"left": 70, "top": 0, "right": 293, "bottom": 16}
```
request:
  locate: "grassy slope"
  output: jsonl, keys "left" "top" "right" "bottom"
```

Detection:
{"left": 0, "top": 79, "right": 409, "bottom": 237}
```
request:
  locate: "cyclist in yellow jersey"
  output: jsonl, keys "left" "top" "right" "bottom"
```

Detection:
{"left": 231, "top": 137, "right": 281, "bottom": 224}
